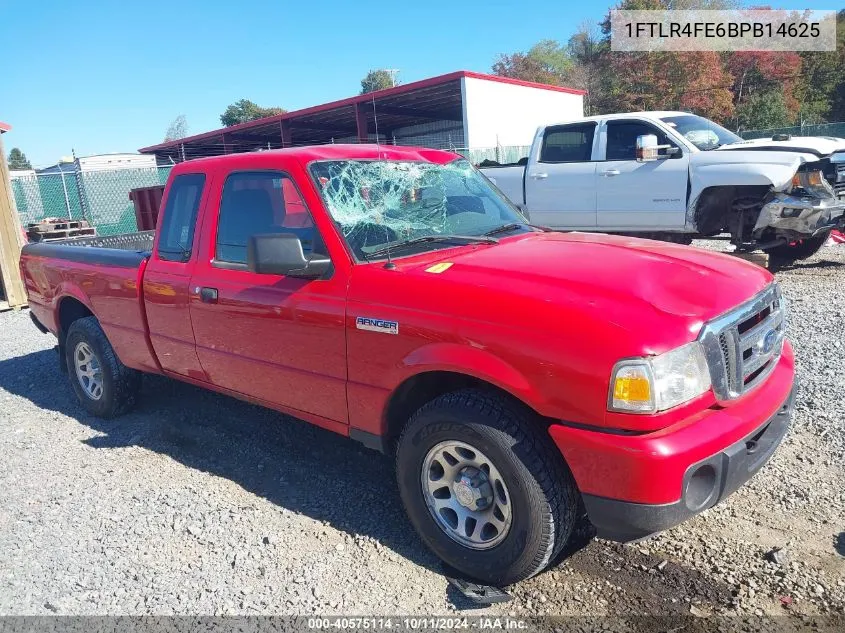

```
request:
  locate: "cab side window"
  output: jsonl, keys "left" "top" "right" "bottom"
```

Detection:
{"left": 215, "top": 171, "right": 316, "bottom": 266}
{"left": 605, "top": 121, "right": 678, "bottom": 161}
{"left": 539, "top": 123, "right": 596, "bottom": 163}
{"left": 156, "top": 173, "right": 206, "bottom": 262}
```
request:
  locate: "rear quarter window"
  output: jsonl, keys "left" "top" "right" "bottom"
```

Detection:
{"left": 540, "top": 123, "right": 596, "bottom": 163}
{"left": 156, "top": 173, "right": 206, "bottom": 262}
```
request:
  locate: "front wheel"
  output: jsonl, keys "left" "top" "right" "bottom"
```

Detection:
{"left": 764, "top": 230, "right": 830, "bottom": 262}
{"left": 396, "top": 389, "right": 579, "bottom": 586}
{"left": 65, "top": 316, "right": 140, "bottom": 418}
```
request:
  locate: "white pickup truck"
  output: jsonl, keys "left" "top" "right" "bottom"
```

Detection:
{"left": 480, "top": 111, "right": 845, "bottom": 263}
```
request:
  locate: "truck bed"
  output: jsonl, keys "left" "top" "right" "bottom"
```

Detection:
{"left": 480, "top": 165, "right": 525, "bottom": 211}
{"left": 20, "top": 230, "right": 158, "bottom": 375}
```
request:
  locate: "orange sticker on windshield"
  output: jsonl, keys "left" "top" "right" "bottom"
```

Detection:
{"left": 425, "top": 262, "right": 454, "bottom": 274}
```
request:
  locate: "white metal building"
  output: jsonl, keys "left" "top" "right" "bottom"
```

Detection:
{"left": 140, "top": 71, "right": 585, "bottom": 163}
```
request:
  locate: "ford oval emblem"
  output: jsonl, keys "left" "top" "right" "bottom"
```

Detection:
{"left": 762, "top": 329, "right": 778, "bottom": 354}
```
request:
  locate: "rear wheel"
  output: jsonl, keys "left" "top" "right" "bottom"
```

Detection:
{"left": 396, "top": 389, "right": 579, "bottom": 586}
{"left": 764, "top": 230, "right": 830, "bottom": 262}
{"left": 65, "top": 317, "right": 140, "bottom": 418}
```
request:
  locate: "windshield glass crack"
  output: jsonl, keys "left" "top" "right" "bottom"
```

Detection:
{"left": 309, "top": 158, "right": 526, "bottom": 260}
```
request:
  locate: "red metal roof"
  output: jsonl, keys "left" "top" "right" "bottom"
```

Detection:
{"left": 180, "top": 143, "right": 459, "bottom": 167}
{"left": 140, "top": 70, "right": 585, "bottom": 154}
{"left": 0, "top": 122, "right": 11, "bottom": 134}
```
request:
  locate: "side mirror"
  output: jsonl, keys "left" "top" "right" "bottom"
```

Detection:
{"left": 636, "top": 134, "right": 659, "bottom": 162}
{"left": 247, "top": 233, "right": 331, "bottom": 279}
{"left": 636, "top": 135, "right": 680, "bottom": 161}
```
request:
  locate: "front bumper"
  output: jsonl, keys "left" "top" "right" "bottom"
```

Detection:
{"left": 754, "top": 192, "right": 845, "bottom": 237}
{"left": 582, "top": 384, "right": 795, "bottom": 541}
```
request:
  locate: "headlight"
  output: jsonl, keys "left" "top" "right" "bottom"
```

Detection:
{"left": 609, "top": 342, "right": 711, "bottom": 414}
{"left": 791, "top": 170, "right": 834, "bottom": 198}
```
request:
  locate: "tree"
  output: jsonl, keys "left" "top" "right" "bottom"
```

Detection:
{"left": 493, "top": 40, "right": 575, "bottom": 86}
{"left": 566, "top": 22, "right": 610, "bottom": 114}
{"left": 725, "top": 51, "right": 803, "bottom": 129}
{"left": 220, "top": 100, "right": 286, "bottom": 127}
{"left": 795, "top": 10, "right": 845, "bottom": 123}
{"left": 360, "top": 69, "right": 398, "bottom": 94}
{"left": 7, "top": 147, "right": 32, "bottom": 170}
{"left": 735, "top": 89, "right": 792, "bottom": 131}
{"left": 486, "top": 0, "right": 843, "bottom": 130}
{"left": 594, "top": 0, "right": 737, "bottom": 120}
{"left": 164, "top": 115, "right": 188, "bottom": 141}
{"left": 674, "top": 53, "right": 735, "bottom": 121}
{"left": 524, "top": 40, "right": 573, "bottom": 79}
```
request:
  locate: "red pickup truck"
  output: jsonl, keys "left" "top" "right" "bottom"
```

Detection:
{"left": 21, "top": 145, "right": 796, "bottom": 586}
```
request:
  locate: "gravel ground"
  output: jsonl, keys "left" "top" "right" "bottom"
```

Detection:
{"left": 0, "top": 240, "right": 843, "bottom": 619}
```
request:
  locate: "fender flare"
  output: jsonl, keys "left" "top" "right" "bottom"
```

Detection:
{"left": 396, "top": 342, "right": 548, "bottom": 413}
{"left": 52, "top": 282, "right": 95, "bottom": 336}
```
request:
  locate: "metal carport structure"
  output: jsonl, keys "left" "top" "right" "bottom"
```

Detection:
{"left": 139, "top": 71, "right": 585, "bottom": 163}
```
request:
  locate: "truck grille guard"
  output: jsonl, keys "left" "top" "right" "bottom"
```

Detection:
{"left": 698, "top": 284, "right": 785, "bottom": 402}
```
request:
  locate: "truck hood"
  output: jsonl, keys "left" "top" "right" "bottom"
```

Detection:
{"left": 715, "top": 135, "right": 845, "bottom": 157}
{"left": 689, "top": 139, "right": 843, "bottom": 190}
{"left": 689, "top": 136, "right": 845, "bottom": 195}
{"left": 400, "top": 232, "right": 772, "bottom": 352}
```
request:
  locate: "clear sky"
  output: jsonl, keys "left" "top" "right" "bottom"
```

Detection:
{"left": 0, "top": 0, "right": 802, "bottom": 167}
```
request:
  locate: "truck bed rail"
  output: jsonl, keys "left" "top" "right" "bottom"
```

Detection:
{"left": 53, "top": 231, "right": 155, "bottom": 251}
{"left": 22, "top": 231, "right": 154, "bottom": 269}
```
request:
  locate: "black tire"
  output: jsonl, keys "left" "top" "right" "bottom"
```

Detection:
{"left": 764, "top": 231, "right": 830, "bottom": 262}
{"left": 396, "top": 389, "right": 579, "bottom": 586}
{"left": 64, "top": 316, "right": 140, "bottom": 418}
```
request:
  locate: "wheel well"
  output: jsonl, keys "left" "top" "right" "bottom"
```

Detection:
{"left": 57, "top": 297, "right": 93, "bottom": 344}
{"left": 383, "top": 371, "right": 539, "bottom": 453}
{"left": 694, "top": 185, "right": 769, "bottom": 237}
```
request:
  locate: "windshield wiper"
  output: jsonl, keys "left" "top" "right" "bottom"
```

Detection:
{"left": 364, "top": 234, "right": 498, "bottom": 260}
{"left": 483, "top": 222, "right": 552, "bottom": 236}
{"left": 484, "top": 223, "right": 524, "bottom": 236}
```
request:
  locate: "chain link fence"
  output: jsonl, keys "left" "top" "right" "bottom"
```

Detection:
{"left": 11, "top": 166, "right": 172, "bottom": 237}
{"left": 739, "top": 122, "right": 845, "bottom": 140}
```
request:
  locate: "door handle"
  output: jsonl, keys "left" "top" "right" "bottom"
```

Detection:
{"left": 198, "top": 287, "right": 218, "bottom": 304}
{"left": 602, "top": 169, "right": 621, "bottom": 177}
{"left": 529, "top": 172, "right": 548, "bottom": 180}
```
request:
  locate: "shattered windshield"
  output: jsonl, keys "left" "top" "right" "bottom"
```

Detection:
{"left": 309, "top": 158, "right": 528, "bottom": 260}
{"left": 660, "top": 114, "right": 742, "bottom": 151}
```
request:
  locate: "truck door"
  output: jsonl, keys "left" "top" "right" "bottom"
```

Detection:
{"left": 595, "top": 119, "right": 690, "bottom": 230}
{"left": 524, "top": 122, "right": 597, "bottom": 228}
{"left": 187, "top": 168, "right": 348, "bottom": 424}
{"left": 143, "top": 172, "right": 208, "bottom": 380}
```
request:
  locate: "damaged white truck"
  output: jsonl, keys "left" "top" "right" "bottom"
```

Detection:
{"left": 480, "top": 111, "right": 845, "bottom": 264}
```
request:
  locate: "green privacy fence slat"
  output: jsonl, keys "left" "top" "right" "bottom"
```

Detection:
{"left": 12, "top": 166, "right": 173, "bottom": 236}
{"left": 739, "top": 122, "right": 845, "bottom": 140}
{"left": 78, "top": 168, "right": 162, "bottom": 236}
{"left": 11, "top": 176, "right": 44, "bottom": 221}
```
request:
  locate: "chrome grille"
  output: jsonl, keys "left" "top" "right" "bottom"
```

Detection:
{"left": 834, "top": 164, "right": 845, "bottom": 197}
{"left": 699, "top": 284, "right": 785, "bottom": 401}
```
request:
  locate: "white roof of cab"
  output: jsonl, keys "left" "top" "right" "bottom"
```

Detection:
{"left": 546, "top": 111, "right": 693, "bottom": 127}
